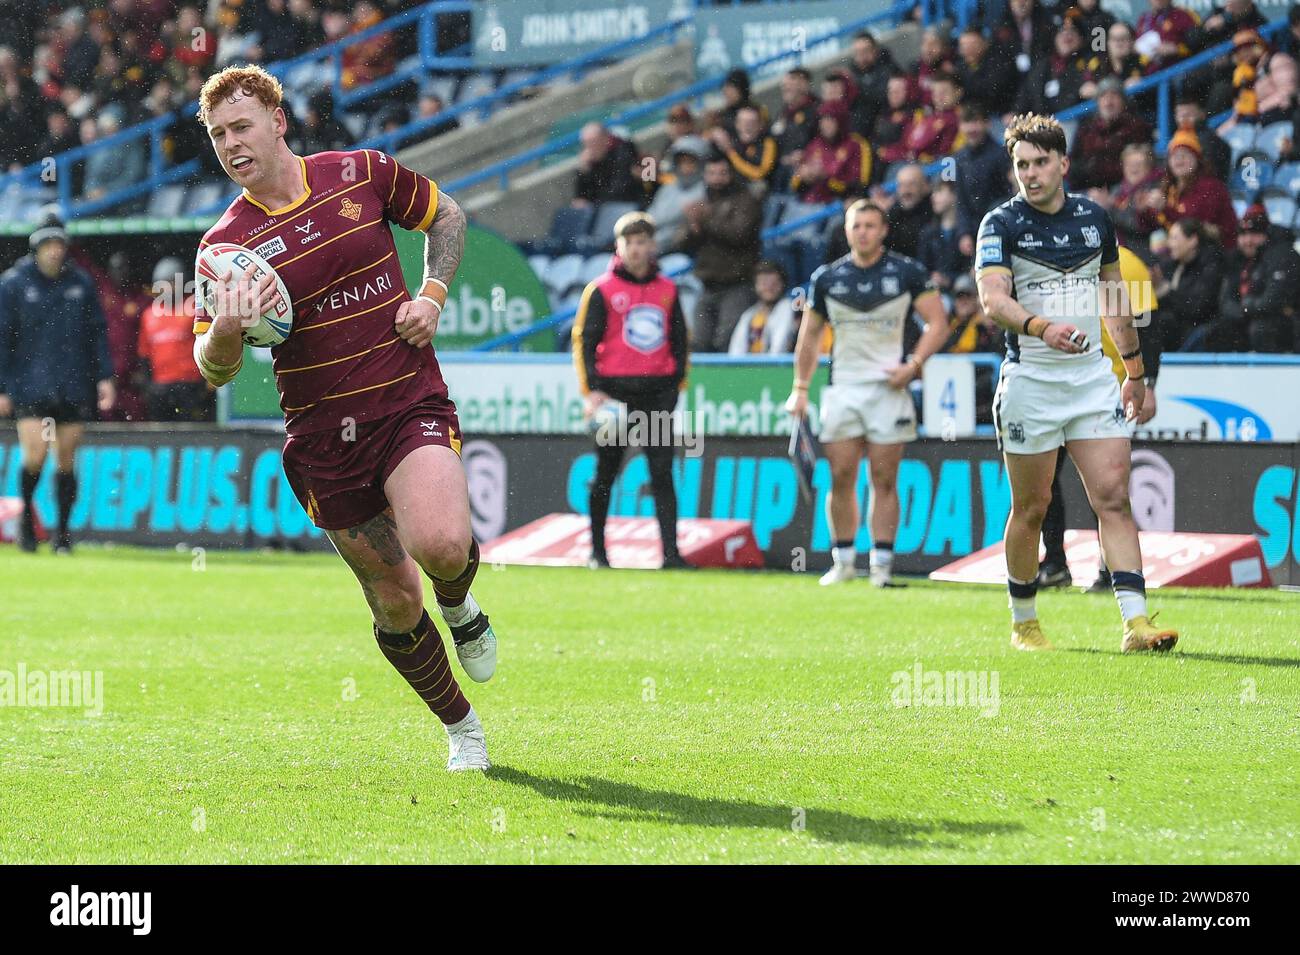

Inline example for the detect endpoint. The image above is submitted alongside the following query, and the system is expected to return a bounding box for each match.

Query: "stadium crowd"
[536,0,1300,361]
[2,0,1300,427]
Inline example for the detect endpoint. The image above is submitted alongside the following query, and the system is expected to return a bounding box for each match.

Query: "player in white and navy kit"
[975,114,1177,653]
[785,199,951,587]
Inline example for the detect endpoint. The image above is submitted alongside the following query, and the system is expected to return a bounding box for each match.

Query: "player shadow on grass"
[1064,648,1300,668]
[487,766,1023,848]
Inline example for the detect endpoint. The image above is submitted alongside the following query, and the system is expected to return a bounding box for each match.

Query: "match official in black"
[571,212,690,569]
[0,206,115,553]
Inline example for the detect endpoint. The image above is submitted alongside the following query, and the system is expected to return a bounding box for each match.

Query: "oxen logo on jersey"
[1018,234,1042,249]
[339,198,362,221]
[252,236,287,260]
[881,276,900,297]
[295,218,321,245]
[624,303,666,354]
[1053,234,1069,246]
[1082,225,1101,248]
[857,282,873,293]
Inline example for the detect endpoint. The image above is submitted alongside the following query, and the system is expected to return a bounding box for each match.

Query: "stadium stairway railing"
[1056,17,1290,154]
[446,0,917,197]
[475,12,1295,352]
[0,0,699,222]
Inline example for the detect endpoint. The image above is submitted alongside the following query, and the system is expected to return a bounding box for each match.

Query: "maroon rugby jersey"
[194,149,447,436]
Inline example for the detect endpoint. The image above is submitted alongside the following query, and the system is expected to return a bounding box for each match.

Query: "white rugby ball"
[195,242,293,347]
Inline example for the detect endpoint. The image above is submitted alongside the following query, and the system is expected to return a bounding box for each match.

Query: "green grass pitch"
[1,546,1297,864]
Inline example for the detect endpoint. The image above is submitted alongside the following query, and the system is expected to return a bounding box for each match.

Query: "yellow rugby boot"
[1122,614,1179,653]
[1011,619,1054,651]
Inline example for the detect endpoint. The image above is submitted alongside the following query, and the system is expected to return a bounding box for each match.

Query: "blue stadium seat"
[1059,119,1078,152]
[421,76,458,107]
[527,254,551,281]
[1273,161,1300,195]
[760,243,802,290]
[776,200,828,244]
[147,184,188,218]
[542,253,583,299]
[532,204,596,255]
[1254,121,1293,162]
[658,252,693,277]
[575,201,639,254]
[578,252,610,286]
[762,193,787,230]
[184,183,228,215]
[1219,123,1257,168]
[1229,150,1274,195]
[1260,189,1297,229]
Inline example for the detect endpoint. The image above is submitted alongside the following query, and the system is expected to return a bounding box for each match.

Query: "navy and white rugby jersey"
[808,251,937,385]
[974,193,1119,367]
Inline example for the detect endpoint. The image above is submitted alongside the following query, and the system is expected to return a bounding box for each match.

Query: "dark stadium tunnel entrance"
[486,767,1025,848]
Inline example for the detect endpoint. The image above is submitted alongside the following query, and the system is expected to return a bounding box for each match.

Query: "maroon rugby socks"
[432,539,479,609]
[374,609,470,725]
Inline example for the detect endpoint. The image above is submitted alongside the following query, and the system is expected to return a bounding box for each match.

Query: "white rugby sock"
[1008,575,1038,623]
[832,545,856,568]
[438,592,479,627]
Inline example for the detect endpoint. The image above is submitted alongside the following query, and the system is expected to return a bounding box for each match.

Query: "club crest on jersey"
[251,235,286,260]
[881,276,900,296]
[624,303,667,354]
[339,198,362,221]
[1082,225,1101,248]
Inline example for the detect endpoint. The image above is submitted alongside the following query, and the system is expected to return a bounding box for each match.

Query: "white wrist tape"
[416,295,443,311]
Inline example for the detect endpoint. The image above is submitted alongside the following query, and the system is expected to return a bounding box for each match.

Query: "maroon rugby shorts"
[282,394,463,530]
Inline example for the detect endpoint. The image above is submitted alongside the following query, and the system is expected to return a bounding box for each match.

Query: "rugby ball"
[195,242,293,347]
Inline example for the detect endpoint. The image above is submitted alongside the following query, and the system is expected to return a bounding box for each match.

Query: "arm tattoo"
[425,190,466,288]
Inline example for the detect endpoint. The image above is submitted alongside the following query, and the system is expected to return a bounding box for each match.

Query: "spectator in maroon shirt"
[911,26,954,107]
[1099,142,1165,260]
[1137,126,1237,250]
[790,101,872,204]
[880,73,962,166]
[820,67,874,140]
[872,74,917,174]
[1069,79,1153,191]
[1134,0,1201,75]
